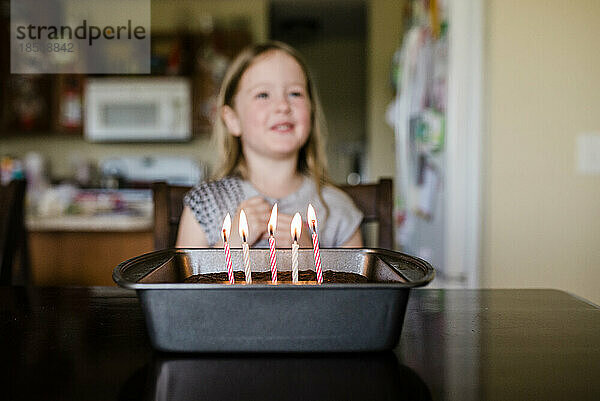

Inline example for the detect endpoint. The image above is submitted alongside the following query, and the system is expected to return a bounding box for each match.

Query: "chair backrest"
[152,178,393,250]
[0,179,28,285]
[339,178,393,249]
[152,181,191,250]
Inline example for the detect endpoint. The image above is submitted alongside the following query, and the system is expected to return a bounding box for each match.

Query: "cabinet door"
[2,75,54,134]
[30,231,153,286]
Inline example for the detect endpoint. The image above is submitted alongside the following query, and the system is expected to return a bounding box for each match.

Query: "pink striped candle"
[224,241,234,284]
[311,232,323,284]
[307,204,323,284]
[268,236,277,283]
[221,213,234,284]
[268,203,278,284]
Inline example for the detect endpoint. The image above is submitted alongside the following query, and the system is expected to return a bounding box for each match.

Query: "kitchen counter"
[24,188,155,285]
[1,288,598,400]
[26,213,153,232]
[26,188,154,232]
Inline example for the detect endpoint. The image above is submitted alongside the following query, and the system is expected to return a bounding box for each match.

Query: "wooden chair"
[0,179,29,285]
[339,178,393,249]
[152,178,393,250]
[152,182,192,250]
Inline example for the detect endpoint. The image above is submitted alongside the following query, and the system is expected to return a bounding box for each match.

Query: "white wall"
[484,0,600,304]
[365,0,406,181]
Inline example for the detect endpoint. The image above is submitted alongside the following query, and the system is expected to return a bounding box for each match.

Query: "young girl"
[176,41,363,248]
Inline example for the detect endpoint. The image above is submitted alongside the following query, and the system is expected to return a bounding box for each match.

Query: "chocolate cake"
[183,269,368,284]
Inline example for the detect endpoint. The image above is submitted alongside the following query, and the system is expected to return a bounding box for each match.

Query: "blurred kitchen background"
[1,0,599,304]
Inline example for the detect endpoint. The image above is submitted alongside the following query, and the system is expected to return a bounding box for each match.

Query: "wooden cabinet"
[29,230,153,286]
[151,30,252,134]
[1,29,251,138]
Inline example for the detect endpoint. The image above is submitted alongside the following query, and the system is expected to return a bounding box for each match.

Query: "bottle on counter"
[58,76,83,132]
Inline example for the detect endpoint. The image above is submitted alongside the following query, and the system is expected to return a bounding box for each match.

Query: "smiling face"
[221,50,312,161]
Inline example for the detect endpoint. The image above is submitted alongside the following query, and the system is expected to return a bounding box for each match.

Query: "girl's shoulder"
[184,176,245,213]
[188,176,243,194]
[297,177,361,215]
[320,182,359,209]
[183,176,246,245]
[317,182,364,247]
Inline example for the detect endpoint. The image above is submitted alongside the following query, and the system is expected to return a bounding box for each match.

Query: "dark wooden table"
[1,287,599,400]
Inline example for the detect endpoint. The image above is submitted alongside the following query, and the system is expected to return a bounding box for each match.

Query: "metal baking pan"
[113,248,434,352]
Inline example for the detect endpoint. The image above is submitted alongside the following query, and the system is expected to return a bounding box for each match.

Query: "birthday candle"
[290,212,302,284]
[221,213,234,284]
[268,203,278,284]
[307,204,323,284]
[238,209,252,284]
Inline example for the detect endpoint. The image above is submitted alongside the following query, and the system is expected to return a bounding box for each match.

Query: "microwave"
[84,77,191,142]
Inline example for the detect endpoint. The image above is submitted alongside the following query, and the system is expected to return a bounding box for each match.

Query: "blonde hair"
[211,41,329,193]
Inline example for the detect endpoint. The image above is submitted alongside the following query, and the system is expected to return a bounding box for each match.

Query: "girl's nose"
[275,95,291,113]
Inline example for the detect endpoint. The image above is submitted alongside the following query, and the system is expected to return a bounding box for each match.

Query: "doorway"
[269,0,367,185]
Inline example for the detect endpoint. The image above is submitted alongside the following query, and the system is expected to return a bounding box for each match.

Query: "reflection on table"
[133,354,431,401]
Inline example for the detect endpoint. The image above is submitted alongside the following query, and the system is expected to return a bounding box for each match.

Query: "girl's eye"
[255,92,269,99]
[289,91,304,98]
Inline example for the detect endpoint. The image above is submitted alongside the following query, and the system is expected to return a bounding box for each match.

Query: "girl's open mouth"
[271,123,294,132]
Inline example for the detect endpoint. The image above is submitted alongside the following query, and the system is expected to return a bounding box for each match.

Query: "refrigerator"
[387,0,483,289]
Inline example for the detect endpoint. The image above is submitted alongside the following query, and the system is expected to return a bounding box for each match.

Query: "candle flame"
[238,209,248,243]
[291,212,302,242]
[307,203,318,232]
[222,213,231,242]
[268,203,278,235]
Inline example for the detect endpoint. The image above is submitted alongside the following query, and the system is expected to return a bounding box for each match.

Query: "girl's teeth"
[274,124,292,130]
